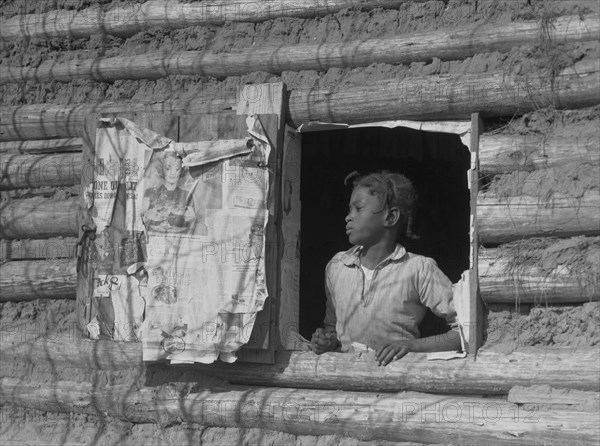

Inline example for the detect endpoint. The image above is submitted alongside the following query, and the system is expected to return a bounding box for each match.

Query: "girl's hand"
[376,341,413,366]
[311,328,339,354]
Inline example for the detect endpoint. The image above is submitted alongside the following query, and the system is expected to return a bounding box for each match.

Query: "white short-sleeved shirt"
[324,244,457,352]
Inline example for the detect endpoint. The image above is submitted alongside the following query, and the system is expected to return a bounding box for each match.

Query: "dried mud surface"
[482,105,600,199]
[0,406,422,446]
[1,0,599,106]
[485,301,600,353]
[484,105,600,137]
[1,407,420,446]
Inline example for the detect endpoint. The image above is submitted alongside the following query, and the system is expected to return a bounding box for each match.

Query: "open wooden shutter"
[77,83,287,363]
[279,125,302,350]
[468,113,484,356]
[178,84,286,363]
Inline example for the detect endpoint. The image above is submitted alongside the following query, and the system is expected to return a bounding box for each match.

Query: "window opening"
[299,125,471,340]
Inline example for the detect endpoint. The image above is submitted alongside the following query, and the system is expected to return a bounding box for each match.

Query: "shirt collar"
[340,243,407,267]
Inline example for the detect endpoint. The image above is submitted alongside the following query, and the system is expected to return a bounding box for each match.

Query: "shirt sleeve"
[323,260,337,331]
[417,257,457,327]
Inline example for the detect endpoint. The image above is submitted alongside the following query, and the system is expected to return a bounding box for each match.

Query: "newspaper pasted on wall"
[85,116,271,364]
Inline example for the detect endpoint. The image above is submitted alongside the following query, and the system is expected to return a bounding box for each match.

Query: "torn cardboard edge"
[296,119,472,149]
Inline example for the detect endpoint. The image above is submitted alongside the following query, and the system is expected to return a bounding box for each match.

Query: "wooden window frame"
[282,113,484,356]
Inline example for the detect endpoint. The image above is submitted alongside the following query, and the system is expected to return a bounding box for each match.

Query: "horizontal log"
[0,196,79,239]
[0,237,78,261]
[0,99,237,141]
[0,260,76,301]
[1,378,598,445]
[1,185,80,200]
[478,190,600,245]
[479,132,600,175]
[2,59,599,141]
[2,328,598,395]
[479,245,600,304]
[0,0,416,41]
[508,385,600,410]
[0,138,82,154]
[288,59,600,126]
[2,14,598,85]
[0,152,83,190]
[0,415,431,446]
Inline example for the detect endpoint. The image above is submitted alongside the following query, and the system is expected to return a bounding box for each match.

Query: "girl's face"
[163,156,182,186]
[345,186,387,248]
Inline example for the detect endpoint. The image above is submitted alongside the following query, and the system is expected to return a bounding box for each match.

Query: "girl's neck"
[360,239,396,269]
[164,182,177,191]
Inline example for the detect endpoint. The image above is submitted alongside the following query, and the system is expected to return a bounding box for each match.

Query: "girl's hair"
[346,170,419,239]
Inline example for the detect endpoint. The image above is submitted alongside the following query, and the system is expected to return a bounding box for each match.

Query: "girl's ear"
[384,207,400,227]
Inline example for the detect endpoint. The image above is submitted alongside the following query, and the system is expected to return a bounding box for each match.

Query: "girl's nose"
[345,213,351,222]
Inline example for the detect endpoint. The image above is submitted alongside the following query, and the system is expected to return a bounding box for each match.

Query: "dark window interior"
[299,126,471,339]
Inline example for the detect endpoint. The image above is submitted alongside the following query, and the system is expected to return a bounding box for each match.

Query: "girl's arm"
[376,329,462,366]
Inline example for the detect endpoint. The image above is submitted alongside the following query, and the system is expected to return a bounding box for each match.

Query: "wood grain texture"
[0,196,79,239]
[477,190,600,244]
[2,59,598,141]
[2,14,597,84]
[2,330,598,395]
[0,152,83,190]
[0,138,82,154]
[479,133,600,175]
[0,377,598,445]
[508,385,600,410]
[479,247,599,304]
[0,260,76,301]
[0,237,78,261]
[0,0,418,41]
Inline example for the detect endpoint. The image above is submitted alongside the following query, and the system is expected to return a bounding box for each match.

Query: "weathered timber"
[480,133,600,175]
[0,0,417,41]
[0,260,76,301]
[0,100,237,142]
[1,378,598,445]
[469,113,483,356]
[1,186,80,200]
[0,153,83,190]
[2,59,599,142]
[0,138,83,154]
[508,385,600,410]
[288,59,600,126]
[479,246,599,304]
[0,196,79,239]
[2,14,597,84]
[0,237,78,261]
[135,347,600,395]
[478,190,600,245]
[2,328,598,395]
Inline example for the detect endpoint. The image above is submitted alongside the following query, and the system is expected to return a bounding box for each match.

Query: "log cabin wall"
[1,1,599,444]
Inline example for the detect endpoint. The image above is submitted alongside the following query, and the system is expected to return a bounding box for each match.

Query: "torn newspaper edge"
[85,116,270,366]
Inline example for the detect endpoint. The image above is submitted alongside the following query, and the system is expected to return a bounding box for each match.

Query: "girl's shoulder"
[326,246,360,270]
[398,251,441,272]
